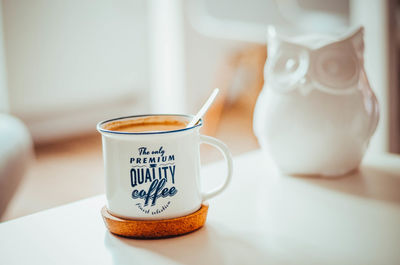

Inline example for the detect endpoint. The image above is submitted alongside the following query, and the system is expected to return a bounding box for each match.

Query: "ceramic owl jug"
[254,26,379,176]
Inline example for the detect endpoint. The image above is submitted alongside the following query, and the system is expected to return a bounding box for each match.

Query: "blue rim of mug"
[97,114,203,135]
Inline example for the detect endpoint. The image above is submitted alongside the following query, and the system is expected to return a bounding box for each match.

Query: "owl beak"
[299,78,313,95]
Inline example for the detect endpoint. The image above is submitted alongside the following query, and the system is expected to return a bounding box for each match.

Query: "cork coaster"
[101,204,209,239]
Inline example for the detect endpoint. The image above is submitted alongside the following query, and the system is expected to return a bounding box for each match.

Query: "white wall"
[0,0,8,113]
[149,0,186,114]
[2,0,150,142]
[350,0,390,153]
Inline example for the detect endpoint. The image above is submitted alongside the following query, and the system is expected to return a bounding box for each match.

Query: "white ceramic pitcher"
[254,27,379,176]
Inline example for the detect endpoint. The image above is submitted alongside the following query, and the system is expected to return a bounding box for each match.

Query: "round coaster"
[101,204,209,239]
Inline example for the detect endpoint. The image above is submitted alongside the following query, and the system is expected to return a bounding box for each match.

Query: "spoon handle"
[187,88,220,128]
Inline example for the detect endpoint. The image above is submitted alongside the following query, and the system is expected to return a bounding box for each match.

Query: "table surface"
[1,150,400,265]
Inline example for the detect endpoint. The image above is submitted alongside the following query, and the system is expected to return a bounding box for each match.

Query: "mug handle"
[200,135,233,201]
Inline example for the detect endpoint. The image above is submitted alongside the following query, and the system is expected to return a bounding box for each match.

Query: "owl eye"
[267,48,309,91]
[273,54,300,74]
[313,50,359,90]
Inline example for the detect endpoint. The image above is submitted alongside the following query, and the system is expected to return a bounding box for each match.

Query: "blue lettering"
[130,168,137,187]
[131,178,178,206]
[169,166,175,184]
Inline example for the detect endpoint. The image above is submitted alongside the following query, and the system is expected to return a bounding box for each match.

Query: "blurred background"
[0,0,399,221]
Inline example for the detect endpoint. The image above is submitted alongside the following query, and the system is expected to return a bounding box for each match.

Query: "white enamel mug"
[97,114,233,220]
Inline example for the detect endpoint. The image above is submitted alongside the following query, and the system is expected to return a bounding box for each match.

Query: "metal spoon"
[187,88,220,128]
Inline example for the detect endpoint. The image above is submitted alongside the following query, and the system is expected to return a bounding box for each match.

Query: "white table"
[1,150,400,265]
